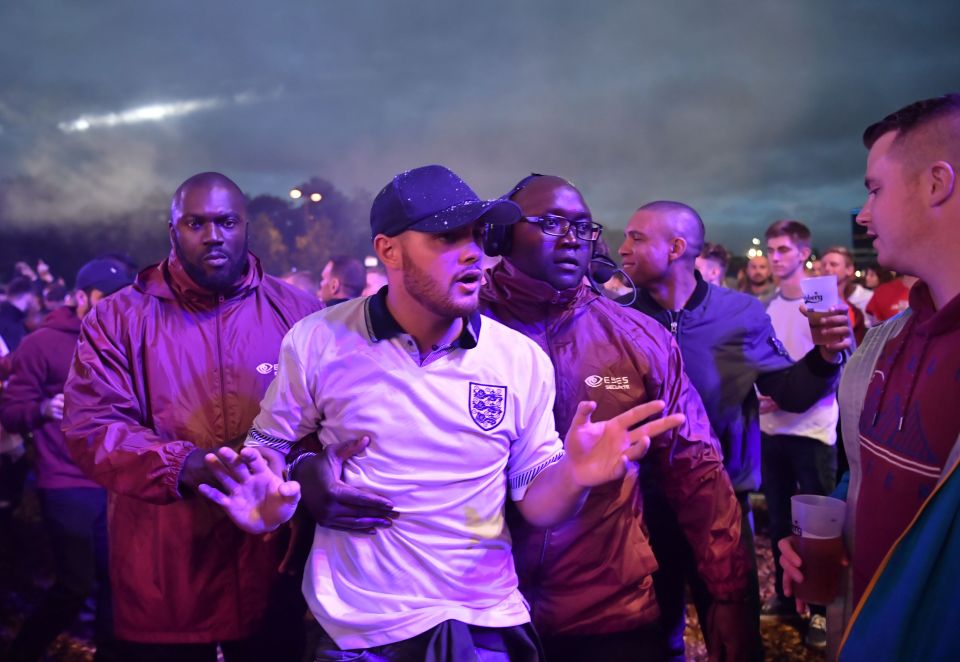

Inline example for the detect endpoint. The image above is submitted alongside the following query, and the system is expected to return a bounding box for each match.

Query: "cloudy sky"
[2,0,958,255]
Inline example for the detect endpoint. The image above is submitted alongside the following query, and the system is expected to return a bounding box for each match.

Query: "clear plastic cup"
[800,275,838,312]
[791,494,846,605]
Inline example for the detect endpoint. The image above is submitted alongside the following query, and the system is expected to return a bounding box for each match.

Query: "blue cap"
[370,165,520,239]
[75,258,132,296]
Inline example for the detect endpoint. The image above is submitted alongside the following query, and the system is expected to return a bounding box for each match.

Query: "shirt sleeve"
[506,347,564,501]
[244,325,322,456]
[750,306,841,413]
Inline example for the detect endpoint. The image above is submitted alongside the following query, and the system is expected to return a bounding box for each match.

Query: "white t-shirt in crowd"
[760,292,839,445]
[246,294,564,649]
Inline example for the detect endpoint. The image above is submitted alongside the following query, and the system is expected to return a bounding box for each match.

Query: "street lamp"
[289,188,302,200]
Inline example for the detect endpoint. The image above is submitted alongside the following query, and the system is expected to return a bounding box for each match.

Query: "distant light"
[855,270,862,278]
[806,260,814,269]
[58,98,220,133]
[751,237,760,246]
[289,188,302,200]
[310,192,323,203]
[364,256,378,268]
[747,248,757,258]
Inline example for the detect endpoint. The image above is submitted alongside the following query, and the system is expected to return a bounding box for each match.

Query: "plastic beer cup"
[800,275,838,313]
[791,494,846,605]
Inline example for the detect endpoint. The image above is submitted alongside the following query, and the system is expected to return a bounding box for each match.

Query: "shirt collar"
[364,285,481,349]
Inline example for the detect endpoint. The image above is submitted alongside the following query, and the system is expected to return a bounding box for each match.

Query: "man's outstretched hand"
[564,399,685,487]
[199,447,301,534]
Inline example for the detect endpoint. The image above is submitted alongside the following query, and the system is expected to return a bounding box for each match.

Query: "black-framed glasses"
[522,214,603,241]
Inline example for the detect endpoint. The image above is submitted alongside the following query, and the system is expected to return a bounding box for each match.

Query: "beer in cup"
[791,494,846,605]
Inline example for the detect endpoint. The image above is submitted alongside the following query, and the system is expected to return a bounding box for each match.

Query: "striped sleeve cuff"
[509,450,565,500]
[245,427,296,455]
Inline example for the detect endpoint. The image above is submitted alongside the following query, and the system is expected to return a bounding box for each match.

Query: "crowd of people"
[0,93,957,662]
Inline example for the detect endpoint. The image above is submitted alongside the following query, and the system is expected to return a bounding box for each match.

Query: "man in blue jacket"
[618,201,852,659]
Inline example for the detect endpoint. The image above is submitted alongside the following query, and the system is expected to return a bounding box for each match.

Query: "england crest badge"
[469,382,507,431]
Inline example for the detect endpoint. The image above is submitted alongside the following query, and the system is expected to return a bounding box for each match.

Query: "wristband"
[284,451,317,482]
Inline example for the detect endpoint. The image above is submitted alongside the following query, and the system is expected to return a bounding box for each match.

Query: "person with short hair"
[1,258,132,662]
[618,203,850,658]
[780,92,960,659]
[62,172,321,661]
[761,219,843,648]
[318,255,366,305]
[741,255,776,300]
[201,165,683,661]
[695,241,730,287]
[477,175,752,661]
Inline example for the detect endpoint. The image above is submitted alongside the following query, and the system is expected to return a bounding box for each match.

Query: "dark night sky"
[2,0,958,258]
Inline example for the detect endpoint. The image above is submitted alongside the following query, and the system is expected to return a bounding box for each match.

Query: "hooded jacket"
[479,260,748,636]
[0,305,97,489]
[830,282,960,659]
[62,252,321,643]
[625,273,841,492]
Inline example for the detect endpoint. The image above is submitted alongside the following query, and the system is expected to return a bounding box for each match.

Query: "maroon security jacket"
[0,305,97,489]
[479,260,748,636]
[63,252,321,643]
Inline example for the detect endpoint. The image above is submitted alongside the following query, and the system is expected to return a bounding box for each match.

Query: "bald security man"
[618,201,851,660]
[63,172,322,662]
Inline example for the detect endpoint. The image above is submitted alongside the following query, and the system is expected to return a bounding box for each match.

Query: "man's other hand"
[298,436,398,534]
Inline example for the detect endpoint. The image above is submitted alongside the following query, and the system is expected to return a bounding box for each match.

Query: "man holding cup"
[760,219,847,648]
[781,93,960,659]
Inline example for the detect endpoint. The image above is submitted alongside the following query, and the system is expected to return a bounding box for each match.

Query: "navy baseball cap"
[370,165,520,239]
[75,258,132,295]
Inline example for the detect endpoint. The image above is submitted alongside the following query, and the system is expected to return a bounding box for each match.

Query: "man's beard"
[401,252,477,319]
[174,234,249,294]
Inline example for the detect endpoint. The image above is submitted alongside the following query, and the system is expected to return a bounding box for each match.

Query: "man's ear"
[800,245,812,261]
[669,237,688,262]
[329,277,341,296]
[929,160,956,207]
[374,234,401,270]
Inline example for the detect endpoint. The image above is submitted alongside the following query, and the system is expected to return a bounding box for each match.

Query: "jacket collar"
[136,251,262,305]
[480,259,599,315]
[365,285,480,349]
[636,270,709,313]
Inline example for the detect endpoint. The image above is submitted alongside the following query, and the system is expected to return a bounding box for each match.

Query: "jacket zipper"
[216,295,229,444]
[668,310,684,347]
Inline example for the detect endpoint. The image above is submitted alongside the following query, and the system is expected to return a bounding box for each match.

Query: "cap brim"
[408,198,520,233]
